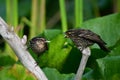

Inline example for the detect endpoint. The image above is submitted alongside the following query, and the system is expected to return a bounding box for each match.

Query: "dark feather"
[65,29,109,52]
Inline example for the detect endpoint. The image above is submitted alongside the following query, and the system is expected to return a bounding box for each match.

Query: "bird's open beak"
[45,40,50,43]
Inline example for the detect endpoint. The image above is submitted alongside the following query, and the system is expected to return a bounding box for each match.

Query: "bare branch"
[75,47,91,80]
[0,17,48,80]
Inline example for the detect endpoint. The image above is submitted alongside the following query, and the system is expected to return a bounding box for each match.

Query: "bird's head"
[30,37,47,46]
[65,29,76,38]
[28,37,50,55]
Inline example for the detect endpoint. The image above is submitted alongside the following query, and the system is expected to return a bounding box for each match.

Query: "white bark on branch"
[0,17,48,80]
[75,47,91,80]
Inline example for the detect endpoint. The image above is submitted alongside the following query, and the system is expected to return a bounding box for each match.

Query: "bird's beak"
[45,40,50,43]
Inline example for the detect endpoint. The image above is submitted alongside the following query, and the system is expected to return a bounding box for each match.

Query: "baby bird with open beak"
[28,37,50,56]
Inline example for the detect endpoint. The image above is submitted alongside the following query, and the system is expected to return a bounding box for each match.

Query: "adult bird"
[65,29,109,52]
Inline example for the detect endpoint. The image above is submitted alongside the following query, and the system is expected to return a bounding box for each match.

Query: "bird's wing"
[78,30,106,45]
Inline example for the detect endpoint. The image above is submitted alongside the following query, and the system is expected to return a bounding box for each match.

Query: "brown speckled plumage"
[29,37,48,56]
[65,29,109,52]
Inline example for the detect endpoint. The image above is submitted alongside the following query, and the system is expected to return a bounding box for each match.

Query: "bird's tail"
[98,43,110,52]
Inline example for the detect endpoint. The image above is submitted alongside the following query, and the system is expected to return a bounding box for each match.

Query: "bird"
[28,37,49,56]
[65,29,109,52]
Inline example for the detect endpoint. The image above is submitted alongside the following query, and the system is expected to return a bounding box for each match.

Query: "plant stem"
[91,0,100,17]
[31,0,37,38]
[59,0,67,32]
[39,0,46,33]
[75,47,91,80]
[31,0,46,38]
[75,0,83,28]
[6,0,18,27]
[6,0,18,60]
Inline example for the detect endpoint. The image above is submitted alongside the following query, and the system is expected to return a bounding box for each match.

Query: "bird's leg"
[75,47,91,80]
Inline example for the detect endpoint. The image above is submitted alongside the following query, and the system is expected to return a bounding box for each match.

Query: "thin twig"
[0,17,48,80]
[75,47,91,80]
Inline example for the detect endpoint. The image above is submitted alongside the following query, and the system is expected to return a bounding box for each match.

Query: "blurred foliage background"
[0,0,120,80]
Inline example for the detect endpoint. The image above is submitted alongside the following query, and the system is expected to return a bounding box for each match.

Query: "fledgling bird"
[28,37,49,56]
[65,29,109,52]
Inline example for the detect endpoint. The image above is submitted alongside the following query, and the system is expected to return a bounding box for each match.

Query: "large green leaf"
[97,45,120,80]
[39,34,72,70]
[60,14,120,74]
[81,13,120,48]
[43,67,75,80]
[76,13,120,80]
[43,29,62,40]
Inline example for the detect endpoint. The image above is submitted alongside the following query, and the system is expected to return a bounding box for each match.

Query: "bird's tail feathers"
[98,43,110,52]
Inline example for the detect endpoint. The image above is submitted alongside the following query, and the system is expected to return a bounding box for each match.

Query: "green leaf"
[81,13,120,48]
[79,13,120,79]
[97,45,120,80]
[108,39,120,56]
[43,29,62,40]
[39,34,72,70]
[43,67,75,80]
[0,56,15,66]
[0,64,36,80]
[83,68,94,80]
